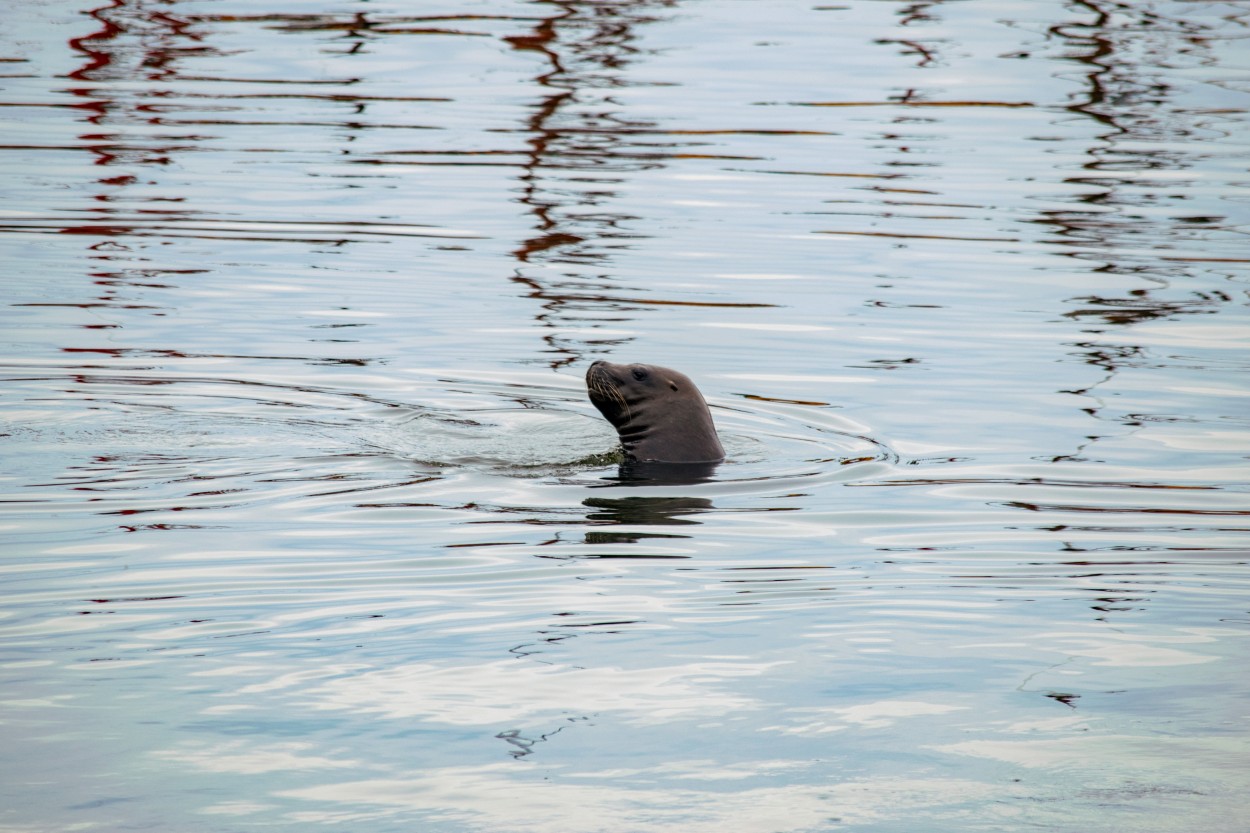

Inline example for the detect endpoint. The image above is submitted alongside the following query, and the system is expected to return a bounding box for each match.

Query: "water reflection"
[1045,0,1242,289]
[501,1,778,366]
[68,0,208,214]
[880,1,946,70]
[1038,0,1248,477]
[604,459,722,485]
[583,495,712,525]
[505,1,677,366]
[3,1,1249,830]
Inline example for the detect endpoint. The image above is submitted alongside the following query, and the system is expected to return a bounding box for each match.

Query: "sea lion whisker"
[609,382,631,424]
[591,376,630,424]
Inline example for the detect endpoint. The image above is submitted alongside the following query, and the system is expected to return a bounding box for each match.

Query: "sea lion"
[585,360,725,464]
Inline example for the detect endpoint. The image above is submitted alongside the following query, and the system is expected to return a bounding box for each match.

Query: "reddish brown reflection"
[1019,0,1246,468]
[499,0,770,368]
[57,0,210,325]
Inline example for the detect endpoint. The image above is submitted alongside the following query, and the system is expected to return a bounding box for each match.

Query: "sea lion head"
[586,360,725,464]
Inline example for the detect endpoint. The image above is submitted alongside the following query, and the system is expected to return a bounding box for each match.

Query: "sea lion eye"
[631,367,648,381]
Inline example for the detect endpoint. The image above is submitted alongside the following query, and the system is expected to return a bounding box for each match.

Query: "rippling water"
[2,0,1248,830]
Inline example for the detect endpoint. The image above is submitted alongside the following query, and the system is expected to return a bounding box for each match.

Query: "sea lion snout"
[585,360,616,391]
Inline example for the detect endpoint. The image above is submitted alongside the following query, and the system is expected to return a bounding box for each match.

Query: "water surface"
[2,1,1248,831]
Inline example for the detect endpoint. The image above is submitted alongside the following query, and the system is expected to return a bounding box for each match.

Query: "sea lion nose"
[590,360,604,369]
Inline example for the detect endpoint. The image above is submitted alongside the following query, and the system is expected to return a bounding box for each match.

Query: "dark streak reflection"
[1044,1,1237,309]
[1032,0,1244,461]
[501,1,689,368]
[878,1,946,70]
[583,496,713,526]
[62,0,215,321]
[68,0,208,179]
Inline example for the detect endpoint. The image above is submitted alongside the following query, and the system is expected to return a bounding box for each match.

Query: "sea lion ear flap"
[667,377,679,391]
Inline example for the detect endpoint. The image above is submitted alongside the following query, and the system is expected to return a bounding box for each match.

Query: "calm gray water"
[2,0,1248,830]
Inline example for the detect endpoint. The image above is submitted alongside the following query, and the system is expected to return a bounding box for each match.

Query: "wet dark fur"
[586,361,724,464]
